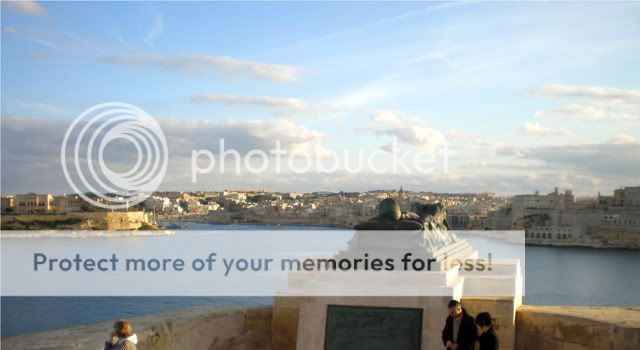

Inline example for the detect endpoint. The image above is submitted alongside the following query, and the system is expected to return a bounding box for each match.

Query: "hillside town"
[487,186,640,249]
[0,188,505,227]
[2,187,639,248]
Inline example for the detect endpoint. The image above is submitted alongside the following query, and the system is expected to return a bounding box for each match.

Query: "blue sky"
[1,1,639,195]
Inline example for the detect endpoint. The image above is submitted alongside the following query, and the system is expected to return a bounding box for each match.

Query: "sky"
[1,1,639,196]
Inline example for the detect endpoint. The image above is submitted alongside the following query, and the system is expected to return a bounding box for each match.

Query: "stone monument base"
[272,294,521,350]
[272,236,522,350]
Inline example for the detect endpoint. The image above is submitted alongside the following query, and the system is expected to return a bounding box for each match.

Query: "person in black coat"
[475,312,498,350]
[441,300,477,350]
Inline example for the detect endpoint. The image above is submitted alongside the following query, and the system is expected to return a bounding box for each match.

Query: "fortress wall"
[99,211,155,230]
[0,211,155,230]
[515,305,640,350]
[3,304,639,350]
[1,306,273,350]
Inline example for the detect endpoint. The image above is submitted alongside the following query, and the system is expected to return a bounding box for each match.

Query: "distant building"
[14,193,55,214]
[613,186,640,207]
[597,193,614,208]
[1,196,15,212]
[54,195,85,212]
[490,186,640,248]
[509,188,574,227]
[512,187,574,215]
[144,196,172,212]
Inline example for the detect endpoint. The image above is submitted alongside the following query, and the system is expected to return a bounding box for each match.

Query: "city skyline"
[2,1,639,196]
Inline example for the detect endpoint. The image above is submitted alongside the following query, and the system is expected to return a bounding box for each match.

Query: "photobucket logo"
[191,137,451,182]
[61,102,168,209]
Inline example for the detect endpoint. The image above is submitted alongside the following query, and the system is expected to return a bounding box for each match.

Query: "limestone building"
[14,193,54,214]
[613,186,640,207]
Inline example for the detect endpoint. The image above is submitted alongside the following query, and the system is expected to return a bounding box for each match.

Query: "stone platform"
[275,229,523,350]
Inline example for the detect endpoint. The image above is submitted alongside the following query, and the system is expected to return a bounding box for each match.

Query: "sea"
[2,223,639,337]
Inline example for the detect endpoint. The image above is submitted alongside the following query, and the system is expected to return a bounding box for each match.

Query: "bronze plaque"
[324,305,423,350]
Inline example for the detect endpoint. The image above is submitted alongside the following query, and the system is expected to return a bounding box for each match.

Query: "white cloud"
[16,101,65,115]
[380,142,403,154]
[2,1,46,16]
[191,94,309,112]
[369,110,447,150]
[156,118,328,158]
[534,104,605,120]
[534,104,639,123]
[104,54,302,82]
[496,142,640,178]
[471,138,504,150]
[2,116,636,195]
[1,116,329,193]
[530,84,640,126]
[522,122,571,137]
[371,109,402,123]
[607,134,637,145]
[530,84,640,104]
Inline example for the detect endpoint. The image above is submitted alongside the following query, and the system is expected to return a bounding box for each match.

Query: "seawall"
[3,304,639,350]
[1,212,157,230]
[1,305,272,350]
[516,305,640,349]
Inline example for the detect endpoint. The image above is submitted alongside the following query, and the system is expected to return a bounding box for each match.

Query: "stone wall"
[271,297,301,350]
[273,299,640,350]
[4,304,640,350]
[0,211,156,230]
[1,306,272,350]
[515,305,640,350]
[99,212,156,230]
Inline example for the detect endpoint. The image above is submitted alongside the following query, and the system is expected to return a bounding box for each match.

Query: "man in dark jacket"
[442,300,477,350]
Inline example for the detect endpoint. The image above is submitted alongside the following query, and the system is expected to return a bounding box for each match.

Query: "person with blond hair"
[104,320,138,350]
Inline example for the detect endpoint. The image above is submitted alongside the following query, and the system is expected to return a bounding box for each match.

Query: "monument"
[272,198,523,350]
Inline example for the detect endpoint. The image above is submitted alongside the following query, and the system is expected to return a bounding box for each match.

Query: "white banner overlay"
[1,230,524,297]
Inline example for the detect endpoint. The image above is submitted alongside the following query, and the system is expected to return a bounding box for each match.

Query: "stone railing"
[515,305,640,349]
[1,306,272,350]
